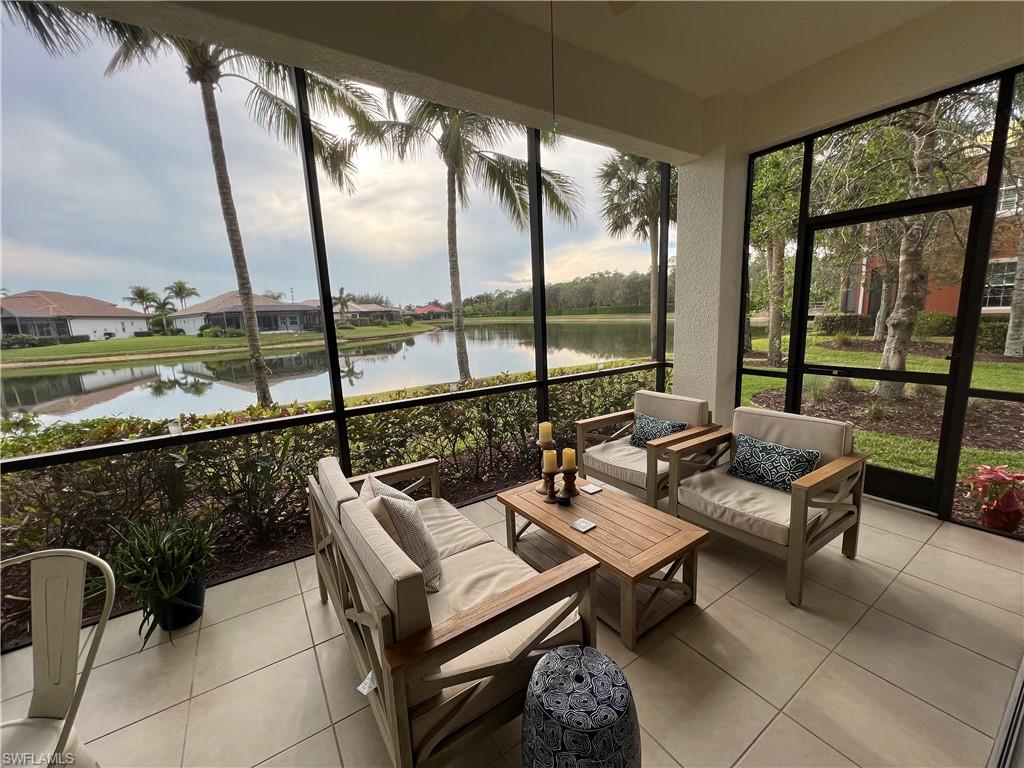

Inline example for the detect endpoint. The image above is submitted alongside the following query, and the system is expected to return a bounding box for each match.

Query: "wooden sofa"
[576,389,718,506]
[308,457,599,768]
[666,407,867,606]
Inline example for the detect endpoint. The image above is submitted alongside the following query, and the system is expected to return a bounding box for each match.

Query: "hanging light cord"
[549,0,558,133]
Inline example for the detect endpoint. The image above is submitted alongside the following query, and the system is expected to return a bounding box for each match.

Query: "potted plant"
[111,513,220,647]
[962,464,1024,534]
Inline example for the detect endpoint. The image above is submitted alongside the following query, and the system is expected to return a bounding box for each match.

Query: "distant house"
[338,302,404,324]
[409,303,449,320]
[0,290,150,339]
[170,291,322,335]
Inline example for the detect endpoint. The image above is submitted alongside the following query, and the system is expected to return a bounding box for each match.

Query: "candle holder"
[536,438,556,495]
[541,471,559,504]
[560,467,580,497]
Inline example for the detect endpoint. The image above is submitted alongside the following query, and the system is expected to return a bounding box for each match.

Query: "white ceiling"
[485,1,948,98]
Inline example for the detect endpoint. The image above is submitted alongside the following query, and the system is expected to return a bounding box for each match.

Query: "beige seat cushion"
[417,497,492,560]
[409,541,580,716]
[732,407,852,464]
[635,390,710,426]
[677,466,849,546]
[583,436,666,489]
[317,457,358,517]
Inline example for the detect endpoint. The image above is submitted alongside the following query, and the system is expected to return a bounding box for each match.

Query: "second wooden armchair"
[576,389,718,506]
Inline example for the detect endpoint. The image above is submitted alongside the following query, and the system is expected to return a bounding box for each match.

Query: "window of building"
[983,260,1017,307]
[997,185,1019,214]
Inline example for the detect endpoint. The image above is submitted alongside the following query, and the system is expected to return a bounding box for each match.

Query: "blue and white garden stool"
[522,644,640,768]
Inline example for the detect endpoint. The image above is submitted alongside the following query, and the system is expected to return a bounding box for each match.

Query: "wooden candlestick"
[542,471,558,503]
[560,467,579,497]
[536,438,556,494]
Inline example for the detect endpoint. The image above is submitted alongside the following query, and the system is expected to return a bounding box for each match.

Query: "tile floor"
[1,492,1021,767]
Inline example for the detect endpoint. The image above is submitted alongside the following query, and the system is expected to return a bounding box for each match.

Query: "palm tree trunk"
[767,237,786,367]
[198,78,272,406]
[446,163,471,380]
[648,221,659,359]
[1003,224,1024,357]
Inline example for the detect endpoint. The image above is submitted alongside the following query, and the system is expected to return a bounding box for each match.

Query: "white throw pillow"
[360,475,441,592]
[358,476,402,543]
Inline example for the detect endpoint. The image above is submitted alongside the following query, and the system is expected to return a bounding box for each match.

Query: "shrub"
[199,327,224,338]
[403,316,414,326]
[1,334,55,349]
[825,377,857,396]
[833,330,853,347]
[134,330,154,338]
[977,318,1009,353]
[814,313,869,336]
[223,328,245,337]
[913,312,956,340]
[57,334,91,344]
[909,383,942,399]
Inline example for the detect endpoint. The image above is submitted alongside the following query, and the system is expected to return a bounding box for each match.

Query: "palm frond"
[541,166,583,228]
[2,0,92,54]
[104,26,170,75]
[472,152,530,230]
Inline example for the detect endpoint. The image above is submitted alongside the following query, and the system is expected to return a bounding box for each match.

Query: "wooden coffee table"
[496,480,709,650]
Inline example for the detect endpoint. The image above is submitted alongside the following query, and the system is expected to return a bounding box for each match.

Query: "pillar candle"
[561,447,576,471]
[538,421,553,443]
[542,449,557,473]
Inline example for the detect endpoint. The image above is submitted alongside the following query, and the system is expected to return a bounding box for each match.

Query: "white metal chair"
[0,550,115,767]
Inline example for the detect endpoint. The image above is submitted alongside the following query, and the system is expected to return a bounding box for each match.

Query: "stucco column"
[673,94,746,425]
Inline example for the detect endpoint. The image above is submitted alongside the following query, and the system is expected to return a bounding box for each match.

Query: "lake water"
[3,321,672,424]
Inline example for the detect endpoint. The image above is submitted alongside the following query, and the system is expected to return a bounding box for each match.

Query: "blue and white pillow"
[629,412,688,448]
[727,433,820,492]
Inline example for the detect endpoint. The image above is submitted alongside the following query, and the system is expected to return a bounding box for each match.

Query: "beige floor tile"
[785,655,992,768]
[483,521,508,547]
[641,728,681,767]
[729,564,868,648]
[860,498,940,542]
[826,522,923,570]
[193,595,312,695]
[736,714,855,768]
[460,500,504,529]
[836,609,1015,736]
[334,708,391,768]
[906,545,1024,615]
[303,588,344,645]
[627,636,776,767]
[183,650,329,768]
[677,595,828,707]
[202,563,301,627]
[696,536,768,594]
[315,635,368,723]
[84,701,188,768]
[483,496,506,514]
[1,645,33,701]
[501,743,522,768]
[87,610,199,670]
[420,728,502,768]
[801,546,898,604]
[79,625,95,657]
[598,618,639,669]
[0,692,31,722]
[259,727,341,767]
[490,714,521,754]
[876,574,1024,668]
[76,631,197,742]
[295,556,320,593]
[929,522,1024,574]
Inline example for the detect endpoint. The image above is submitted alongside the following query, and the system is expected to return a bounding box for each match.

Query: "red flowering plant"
[962,465,1024,533]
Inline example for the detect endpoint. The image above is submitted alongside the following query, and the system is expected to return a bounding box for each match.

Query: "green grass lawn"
[746,334,1024,394]
[1,323,438,365]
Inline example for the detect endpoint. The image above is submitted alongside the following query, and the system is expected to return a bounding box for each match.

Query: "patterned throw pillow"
[379,494,442,592]
[727,433,820,492]
[358,476,402,543]
[629,411,688,448]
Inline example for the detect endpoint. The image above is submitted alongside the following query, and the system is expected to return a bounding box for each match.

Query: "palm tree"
[123,285,159,314]
[597,153,678,358]
[165,280,200,310]
[152,295,178,334]
[6,2,382,406]
[262,290,286,301]
[336,286,351,324]
[377,97,581,380]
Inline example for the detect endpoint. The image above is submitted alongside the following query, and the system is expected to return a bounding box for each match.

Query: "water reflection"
[2,321,668,423]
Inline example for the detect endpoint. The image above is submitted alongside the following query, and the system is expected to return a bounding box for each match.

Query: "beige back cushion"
[732,407,853,464]
[317,457,358,516]
[339,498,432,641]
[635,390,710,427]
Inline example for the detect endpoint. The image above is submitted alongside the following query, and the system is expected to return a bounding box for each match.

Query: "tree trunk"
[872,271,894,342]
[1003,227,1024,357]
[199,78,272,407]
[743,315,753,353]
[446,163,471,380]
[766,236,786,367]
[648,220,659,359]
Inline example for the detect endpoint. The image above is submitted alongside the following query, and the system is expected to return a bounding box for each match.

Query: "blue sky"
[1,22,654,309]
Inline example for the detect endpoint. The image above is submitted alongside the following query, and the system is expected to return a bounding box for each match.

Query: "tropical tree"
[150,295,178,334]
[1002,74,1024,358]
[6,1,383,406]
[262,290,286,301]
[336,286,351,324]
[377,97,582,380]
[123,285,159,314]
[165,280,200,309]
[596,153,677,358]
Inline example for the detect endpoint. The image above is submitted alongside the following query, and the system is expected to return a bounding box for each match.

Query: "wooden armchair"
[576,389,718,506]
[308,457,598,768]
[667,407,867,607]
